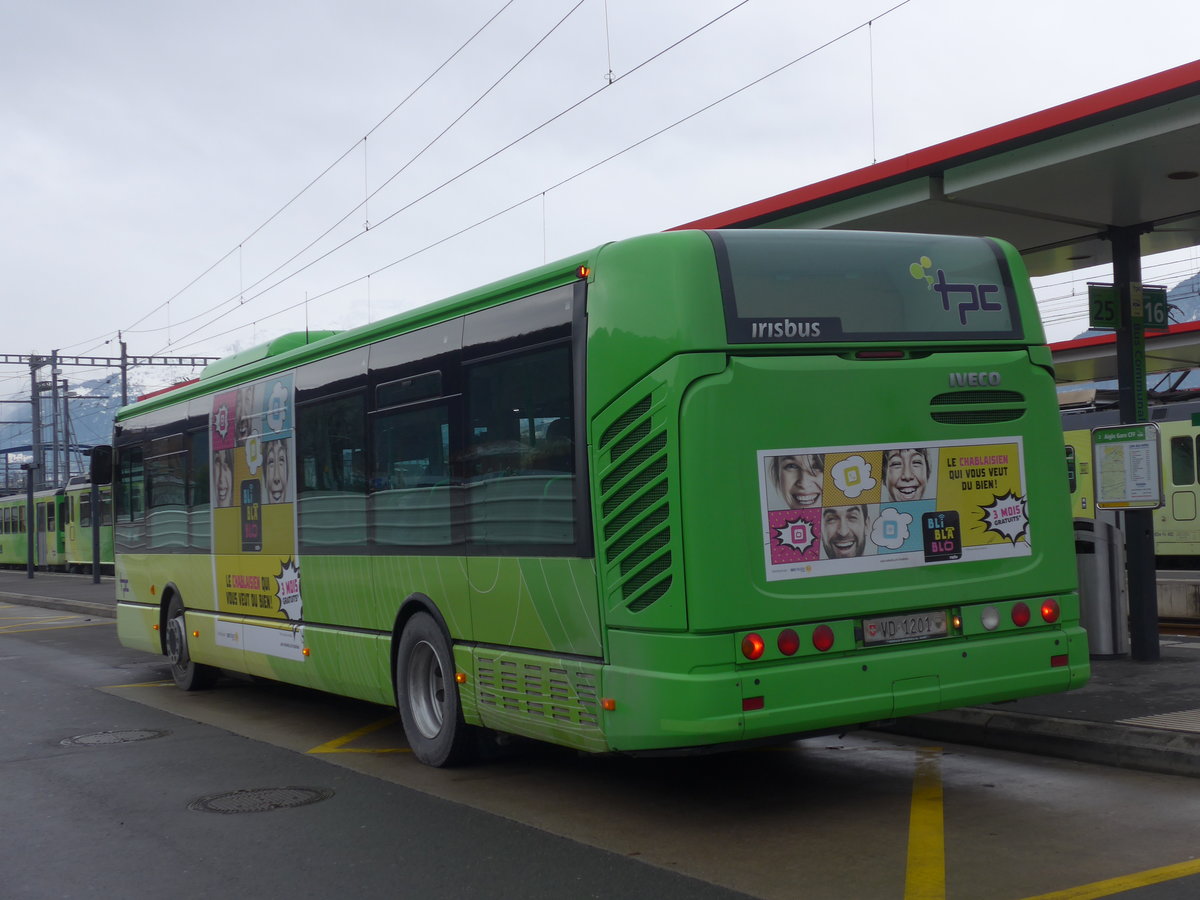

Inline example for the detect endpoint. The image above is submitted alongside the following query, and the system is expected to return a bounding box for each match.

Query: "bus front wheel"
[165,594,218,691]
[395,612,475,767]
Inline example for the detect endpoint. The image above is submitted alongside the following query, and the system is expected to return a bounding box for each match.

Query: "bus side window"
[1171,436,1195,486]
[463,343,576,546]
[116,445,146,522]
[296,392,367,550]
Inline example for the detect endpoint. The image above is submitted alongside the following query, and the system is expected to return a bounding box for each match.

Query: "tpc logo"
[910,257,1002,325]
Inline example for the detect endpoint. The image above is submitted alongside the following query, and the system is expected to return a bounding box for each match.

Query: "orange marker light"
[455,672,467,684]
[192,630,199,638]
[577,265,592,279]
[152,624,159,631]
[302,648,311,657]
[150,585,157,596]
[601,698,617,711]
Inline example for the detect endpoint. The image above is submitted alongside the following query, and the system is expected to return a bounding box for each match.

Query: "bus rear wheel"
[165,594,218,691]
[395,612,475,767]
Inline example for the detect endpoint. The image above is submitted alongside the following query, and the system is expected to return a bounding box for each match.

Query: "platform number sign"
[1088,283,1119,330]
[1143,286,1168,331]
[1088,283,1168,331]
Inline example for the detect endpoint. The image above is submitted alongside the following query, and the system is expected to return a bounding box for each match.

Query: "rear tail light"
[741,633,765,660]
[1041,599,1061,623]
[1011,602,1031,627]
[812,625,835,652]
[777,629,800,656]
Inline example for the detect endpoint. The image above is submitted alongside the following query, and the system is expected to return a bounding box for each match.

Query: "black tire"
[164,593,219,691]
[395,611,476,767]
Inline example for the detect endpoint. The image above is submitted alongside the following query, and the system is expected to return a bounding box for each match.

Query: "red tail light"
[741,633,765,660]
[1041,599,1061,623]
[1011,602,1031,627]
[812,625,835,652]
[778,629,800,656]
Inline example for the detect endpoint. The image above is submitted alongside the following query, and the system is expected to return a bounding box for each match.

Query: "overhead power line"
[154,0,801,353]
[159,0,916,354]
[58,0,521,358]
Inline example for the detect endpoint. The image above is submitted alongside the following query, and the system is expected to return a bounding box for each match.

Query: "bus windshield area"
[709,229,1022,344]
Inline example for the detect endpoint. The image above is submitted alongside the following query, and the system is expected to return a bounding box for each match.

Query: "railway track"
[1159,617,1200,637]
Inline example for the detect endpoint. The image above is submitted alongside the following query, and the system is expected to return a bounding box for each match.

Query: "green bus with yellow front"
[112,228,1088,766]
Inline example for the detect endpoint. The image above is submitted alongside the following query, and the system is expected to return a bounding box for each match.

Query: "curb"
[0,592,116,620]
[880,708,1200,779]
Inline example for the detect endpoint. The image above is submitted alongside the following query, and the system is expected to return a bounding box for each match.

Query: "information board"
[1091,423,1163,510]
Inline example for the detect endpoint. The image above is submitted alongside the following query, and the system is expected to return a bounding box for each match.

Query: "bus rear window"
[709,230,1021,344]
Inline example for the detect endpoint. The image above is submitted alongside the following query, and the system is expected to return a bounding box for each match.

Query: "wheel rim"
[166,614,188,668]
[407,639,446,740]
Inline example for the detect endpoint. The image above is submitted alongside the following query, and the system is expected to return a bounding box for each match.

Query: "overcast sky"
[4,0,1199,396]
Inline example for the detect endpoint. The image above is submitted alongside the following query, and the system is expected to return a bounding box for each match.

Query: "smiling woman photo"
[770,454,824,509]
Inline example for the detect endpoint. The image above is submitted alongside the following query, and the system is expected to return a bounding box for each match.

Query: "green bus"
[0,488,62,569]
[111,228,1088,766]
[63,480,115,572]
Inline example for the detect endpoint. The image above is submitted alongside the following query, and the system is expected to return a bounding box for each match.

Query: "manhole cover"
[61,729,169,746]
[188,787,333,814]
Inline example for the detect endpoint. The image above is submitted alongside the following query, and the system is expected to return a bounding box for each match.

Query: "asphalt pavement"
[3,568,1198,779]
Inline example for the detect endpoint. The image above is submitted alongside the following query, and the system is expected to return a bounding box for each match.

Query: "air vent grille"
[931,390,1024,405]
[930,389,1025,425]
[932,409,1024,425]
[476,657,599,727]
[598,394,673,613]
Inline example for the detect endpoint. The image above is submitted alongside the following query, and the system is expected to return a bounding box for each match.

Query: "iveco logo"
[949,372,1001,387]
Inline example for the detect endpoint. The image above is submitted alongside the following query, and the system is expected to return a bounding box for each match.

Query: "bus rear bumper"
[601,626,1089,752]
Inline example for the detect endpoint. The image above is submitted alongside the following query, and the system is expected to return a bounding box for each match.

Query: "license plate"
[862,610,948,646]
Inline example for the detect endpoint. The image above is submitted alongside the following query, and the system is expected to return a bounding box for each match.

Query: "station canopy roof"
[1050,320,1200,385]
[675,60,1200,284]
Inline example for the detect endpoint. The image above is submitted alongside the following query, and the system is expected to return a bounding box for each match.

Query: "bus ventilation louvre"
[599,395,673,613]
[929,390,1025,425]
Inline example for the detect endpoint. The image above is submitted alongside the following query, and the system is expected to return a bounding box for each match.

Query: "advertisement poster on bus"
[210,373,303,659]
[759,437,1029,582]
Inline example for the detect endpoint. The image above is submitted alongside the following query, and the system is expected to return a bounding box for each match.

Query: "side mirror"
[88,445,114,485]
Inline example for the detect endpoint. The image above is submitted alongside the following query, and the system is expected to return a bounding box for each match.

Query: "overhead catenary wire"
[55,0,521,357]
[158,0,910,355]
[159,0,916,355]
[151,0,593,350]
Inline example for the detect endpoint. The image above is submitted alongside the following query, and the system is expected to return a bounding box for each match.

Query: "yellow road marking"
[106,680,176,689]
[307,715,410,754]
[1021,857,1200,899]
[0,620,114,634]
[904,746,945,900]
